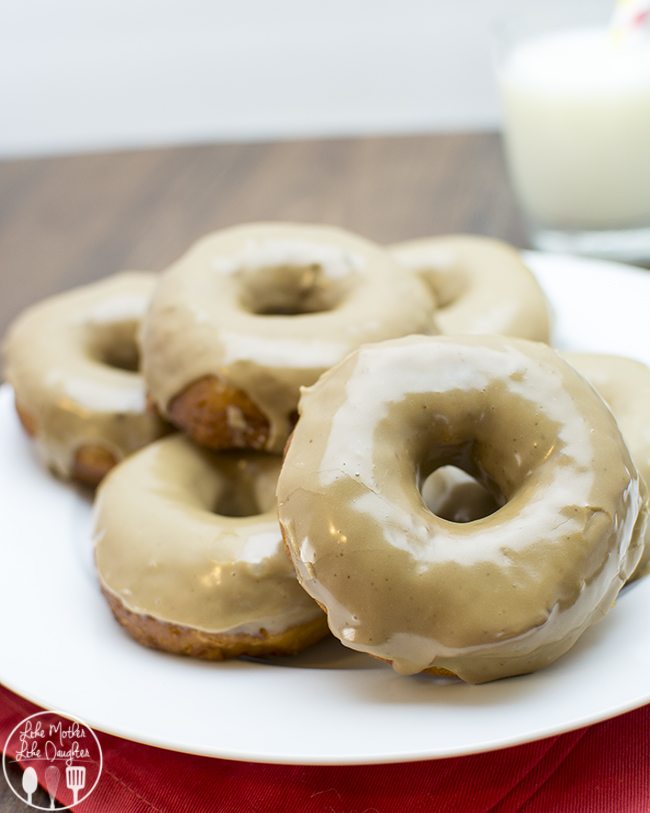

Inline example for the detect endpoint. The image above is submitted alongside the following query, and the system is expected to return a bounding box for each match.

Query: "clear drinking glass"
[494,0,650,261]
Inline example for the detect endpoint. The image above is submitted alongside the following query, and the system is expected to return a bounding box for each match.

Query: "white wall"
[0,0,608,156]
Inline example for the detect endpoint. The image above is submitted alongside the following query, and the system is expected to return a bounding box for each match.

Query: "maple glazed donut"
[94,434,328,659]
[141,222,436,453]
[277,335,647,683]
[564,352,650,579]
[390,235,551,340]
[4,272,167,486]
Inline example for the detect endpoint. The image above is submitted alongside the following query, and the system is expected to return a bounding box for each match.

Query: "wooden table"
[0,131,523,811]
[0,132,525,338]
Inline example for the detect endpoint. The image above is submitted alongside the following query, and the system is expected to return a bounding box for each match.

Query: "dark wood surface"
[0,131,523,812]
[0,132,526,337]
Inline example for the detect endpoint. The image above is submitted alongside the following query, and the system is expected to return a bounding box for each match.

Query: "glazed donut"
[94,434,328,659]
[277,335,647,683]
[390,235,550,340]
[4,272,167,485]
[564,352,650,579]
[141,223,436,453]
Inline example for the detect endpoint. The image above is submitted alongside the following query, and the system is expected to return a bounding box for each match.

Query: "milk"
[499,29,650,231]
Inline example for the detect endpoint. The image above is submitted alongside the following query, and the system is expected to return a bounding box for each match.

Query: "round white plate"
[1,252,649,766]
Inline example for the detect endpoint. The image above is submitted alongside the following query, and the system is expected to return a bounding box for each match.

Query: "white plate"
[1,251,649,766]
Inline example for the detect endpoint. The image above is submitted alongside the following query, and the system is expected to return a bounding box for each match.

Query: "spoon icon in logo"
[21,766,37,805]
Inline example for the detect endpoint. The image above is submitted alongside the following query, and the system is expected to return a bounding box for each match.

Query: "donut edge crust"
[102,586,330,660]
[72,445,118,486]
[167,375,271,451]
[15,400,118,487]
[15,401,37,437]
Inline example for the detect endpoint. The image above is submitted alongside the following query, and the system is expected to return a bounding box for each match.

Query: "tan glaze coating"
[3,272,167,484]
[141,223,437,453]
[564,352,650,579]
[94,435,326,657]
[277,336,647,684]
[390,235,551,341]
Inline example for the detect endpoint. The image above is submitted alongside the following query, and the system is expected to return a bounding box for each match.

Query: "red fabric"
[1,684,648,813]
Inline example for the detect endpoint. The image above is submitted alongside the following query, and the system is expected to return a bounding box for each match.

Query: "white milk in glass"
[499,28,650,248]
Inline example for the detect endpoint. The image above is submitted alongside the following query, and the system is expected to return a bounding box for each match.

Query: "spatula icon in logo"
[65,765,86,806]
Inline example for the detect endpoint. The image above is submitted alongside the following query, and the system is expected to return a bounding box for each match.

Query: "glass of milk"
[495,1,650,260]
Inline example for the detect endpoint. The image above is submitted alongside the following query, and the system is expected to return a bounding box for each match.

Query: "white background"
[0,0,610,157]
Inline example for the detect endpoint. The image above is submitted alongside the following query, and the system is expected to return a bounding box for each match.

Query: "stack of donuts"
[4,223,649,683]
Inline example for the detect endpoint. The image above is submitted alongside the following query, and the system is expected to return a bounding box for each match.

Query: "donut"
[3,272,167,485]
[390,235,550,340]
[94,434,328,659]
[141,222,437,453]
[564,352,650,579]
[277,335,647,683]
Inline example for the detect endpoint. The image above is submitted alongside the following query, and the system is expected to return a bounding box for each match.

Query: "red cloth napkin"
[1,684,648,813]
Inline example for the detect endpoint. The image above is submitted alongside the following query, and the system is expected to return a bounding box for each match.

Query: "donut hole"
[239,264,350,316]
[414,256,467,309]
[102,341,140,372]
[213,483,265,517]
[211,457,277,518]
[421,465,501,523]
[89,321,141,372]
